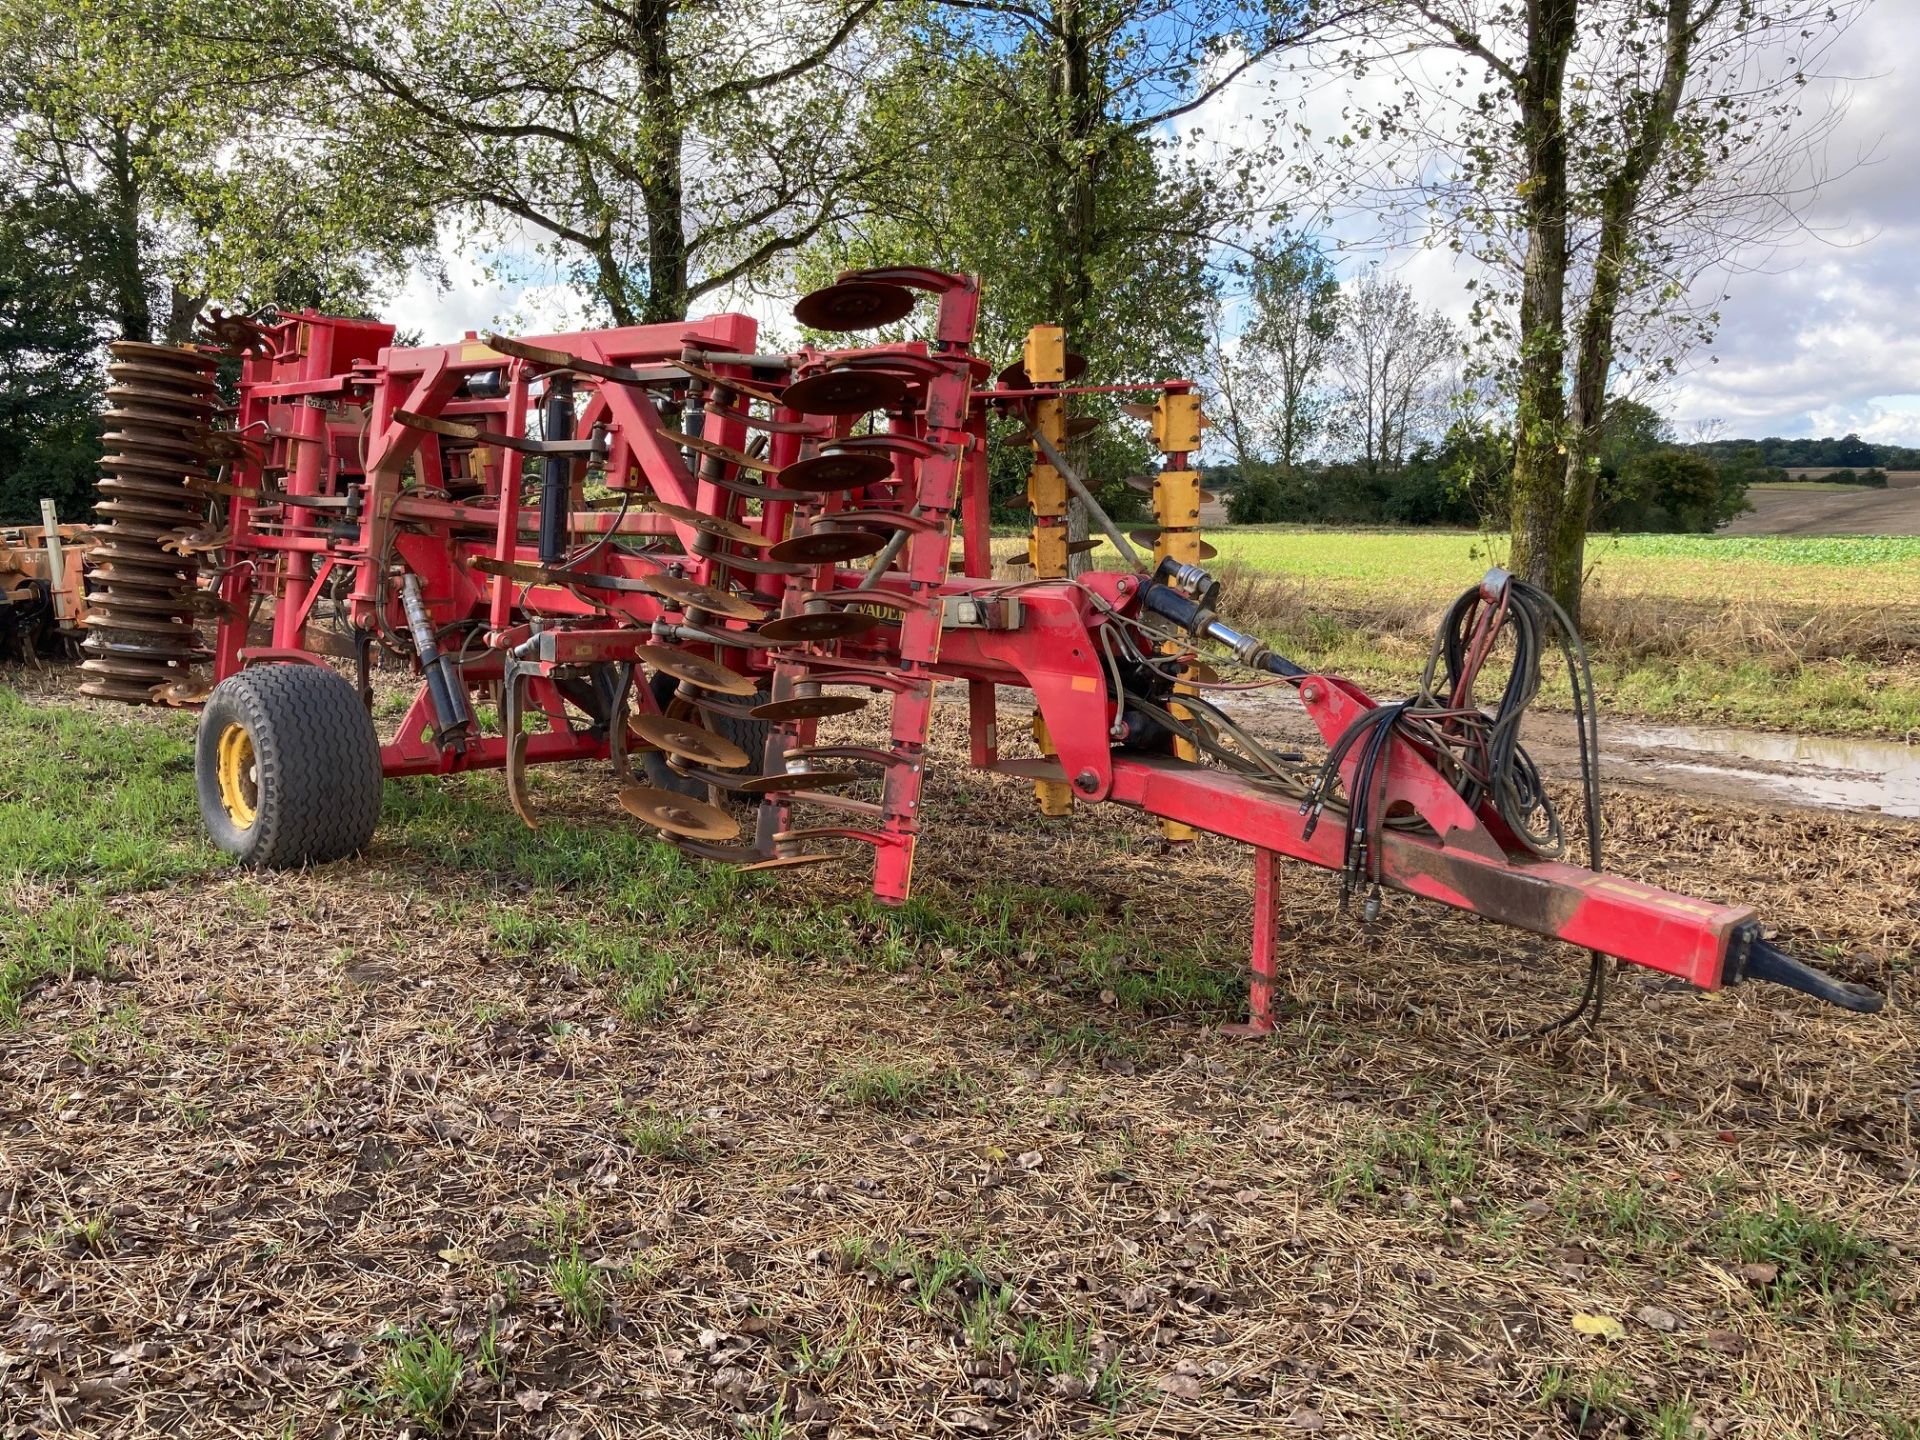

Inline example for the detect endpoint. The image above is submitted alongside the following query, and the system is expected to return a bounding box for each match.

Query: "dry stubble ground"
[1,673,1916,1439]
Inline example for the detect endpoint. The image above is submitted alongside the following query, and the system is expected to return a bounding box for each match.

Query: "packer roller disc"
[756,611,879,644]
[775,451,894,493]
[618,785,741,841]
[107,339,218,370]
[767,530,886,565]
[80,675,179,703]
[793,280,916,332]
[643,573,768,620]
[631,714,753,769]
[749,694,867,722]
[636,644,758,696]
[781,369,909,417]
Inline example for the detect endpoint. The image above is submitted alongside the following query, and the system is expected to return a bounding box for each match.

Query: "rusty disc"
[101,451,207,480]
[77,653,187,680]
[95,498,203,524]
[1127,529,1218,560]
[997,353,1088,389]
[734,770,861,794]
[631,715,752,769]
[775,450,894,493]
[1065,415,1102,440]
[636,644,758,696]
[618,785,742,841]
[85,588,196,617]
[749,694,867,722]
[644,499,772,549]
[756,611,879,645]
[103,363,217,393]
[79,675,175,703]
[86,543,193,571]
[107,339,218,370]
[665,429,782,475]
[643,573,767,620]
[106,384,217,413]
[103,426,211,457]
[793,281,916,332]
[97,477,206,505]
[736,852,840,872]
[153,677,213,707]
[781,369,910,417]
[82,611,197,637]
[767,530,886,565]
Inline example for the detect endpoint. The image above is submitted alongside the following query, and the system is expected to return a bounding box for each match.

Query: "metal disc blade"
[631,714,752,769]
[793,281,916,332]
[756,612,880,644]
[997,353,1087,388]
[663,429,782,475]
[643,499,772,549]
[1065,415,1101,439]
[775,451,894,493]
[1065,537,1100,555]
[636,644,758,696]
[618,785,741,841]
[749,694,867,722]
[643,574,767,620]
[734,770,861,794]
[767,530,886,565]
[781,369,909,417]
[107,340,218,370]
[735,852,839,872]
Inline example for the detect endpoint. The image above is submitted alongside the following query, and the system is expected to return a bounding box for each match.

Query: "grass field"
[1,678,1915,1439]
[999,529,1920,738]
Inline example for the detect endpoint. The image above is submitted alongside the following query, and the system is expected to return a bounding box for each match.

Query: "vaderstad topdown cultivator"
[89,267,1883,1027]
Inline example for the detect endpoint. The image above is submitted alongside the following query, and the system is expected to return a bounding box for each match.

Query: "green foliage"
[1601,448,1748,533]
[0,897,135,1025]
[548,1245,608,1328]
[370,1326,464,1432]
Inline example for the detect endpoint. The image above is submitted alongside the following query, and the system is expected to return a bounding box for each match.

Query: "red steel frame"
[207,272,1800,1031]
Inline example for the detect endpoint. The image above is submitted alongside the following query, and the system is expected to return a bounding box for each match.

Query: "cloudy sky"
[387,3,1913,444]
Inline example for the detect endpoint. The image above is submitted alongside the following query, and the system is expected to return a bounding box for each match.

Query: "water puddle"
[1605,723,1920,818]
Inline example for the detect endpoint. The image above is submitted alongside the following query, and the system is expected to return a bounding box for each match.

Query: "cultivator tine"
[662,429,784,475]
[501,665,540,830]
[642,498,774,549]
[669,359,787,408]
[606,662,637,783]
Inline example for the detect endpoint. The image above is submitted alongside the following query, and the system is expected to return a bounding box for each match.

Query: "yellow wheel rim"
[215,722,258,828]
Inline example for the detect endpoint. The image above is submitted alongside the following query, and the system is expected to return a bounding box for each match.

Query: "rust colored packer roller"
[80,341,218,704]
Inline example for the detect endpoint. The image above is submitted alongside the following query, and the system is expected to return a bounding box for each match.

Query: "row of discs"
[78,341,217,703]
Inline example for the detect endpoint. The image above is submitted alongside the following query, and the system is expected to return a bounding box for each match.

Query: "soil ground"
[1721,487,1920,537]
[1,673,1915,1440]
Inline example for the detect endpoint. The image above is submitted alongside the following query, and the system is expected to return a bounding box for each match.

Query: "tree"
[0,0,432,344]
[0,188,107,523]
[1339,0,1864,615]
[1327,268,1455,474]
[1206,237,1341,471]
[288,0,887,325]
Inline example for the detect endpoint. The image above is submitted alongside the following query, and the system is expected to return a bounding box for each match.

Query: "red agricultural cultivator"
[95,266,1882,1025]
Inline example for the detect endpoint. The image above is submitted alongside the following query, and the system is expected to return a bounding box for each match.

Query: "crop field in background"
[988,529,1920,738]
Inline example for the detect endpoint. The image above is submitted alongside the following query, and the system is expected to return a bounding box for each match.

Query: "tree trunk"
[1054,0,1100,575]
[104,128,151,344]
[634,0,689,323]
[1506,0,1581,615]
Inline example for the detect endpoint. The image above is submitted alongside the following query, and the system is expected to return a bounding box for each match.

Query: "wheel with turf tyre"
[196,664,382,867]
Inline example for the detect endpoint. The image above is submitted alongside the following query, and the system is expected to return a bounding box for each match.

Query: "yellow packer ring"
[215,722,258,828]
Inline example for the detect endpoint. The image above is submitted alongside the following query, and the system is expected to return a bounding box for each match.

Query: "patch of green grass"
[0,896,137,1025]
[1716,1198,1884,1307]
[0,689,219,889]
[548,1245,608,1328]
[1332,1114,1480,1204]
[826,1060,973,1114]
[1012,1315,1127,1408]
[1645,1399,1696,1440]
[369,1326,464,1432]
[1557,1177,1676,1247]
[620,1104,705,1162]
[1076,938,1237,1017]
[1538,1367,1632,1431]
